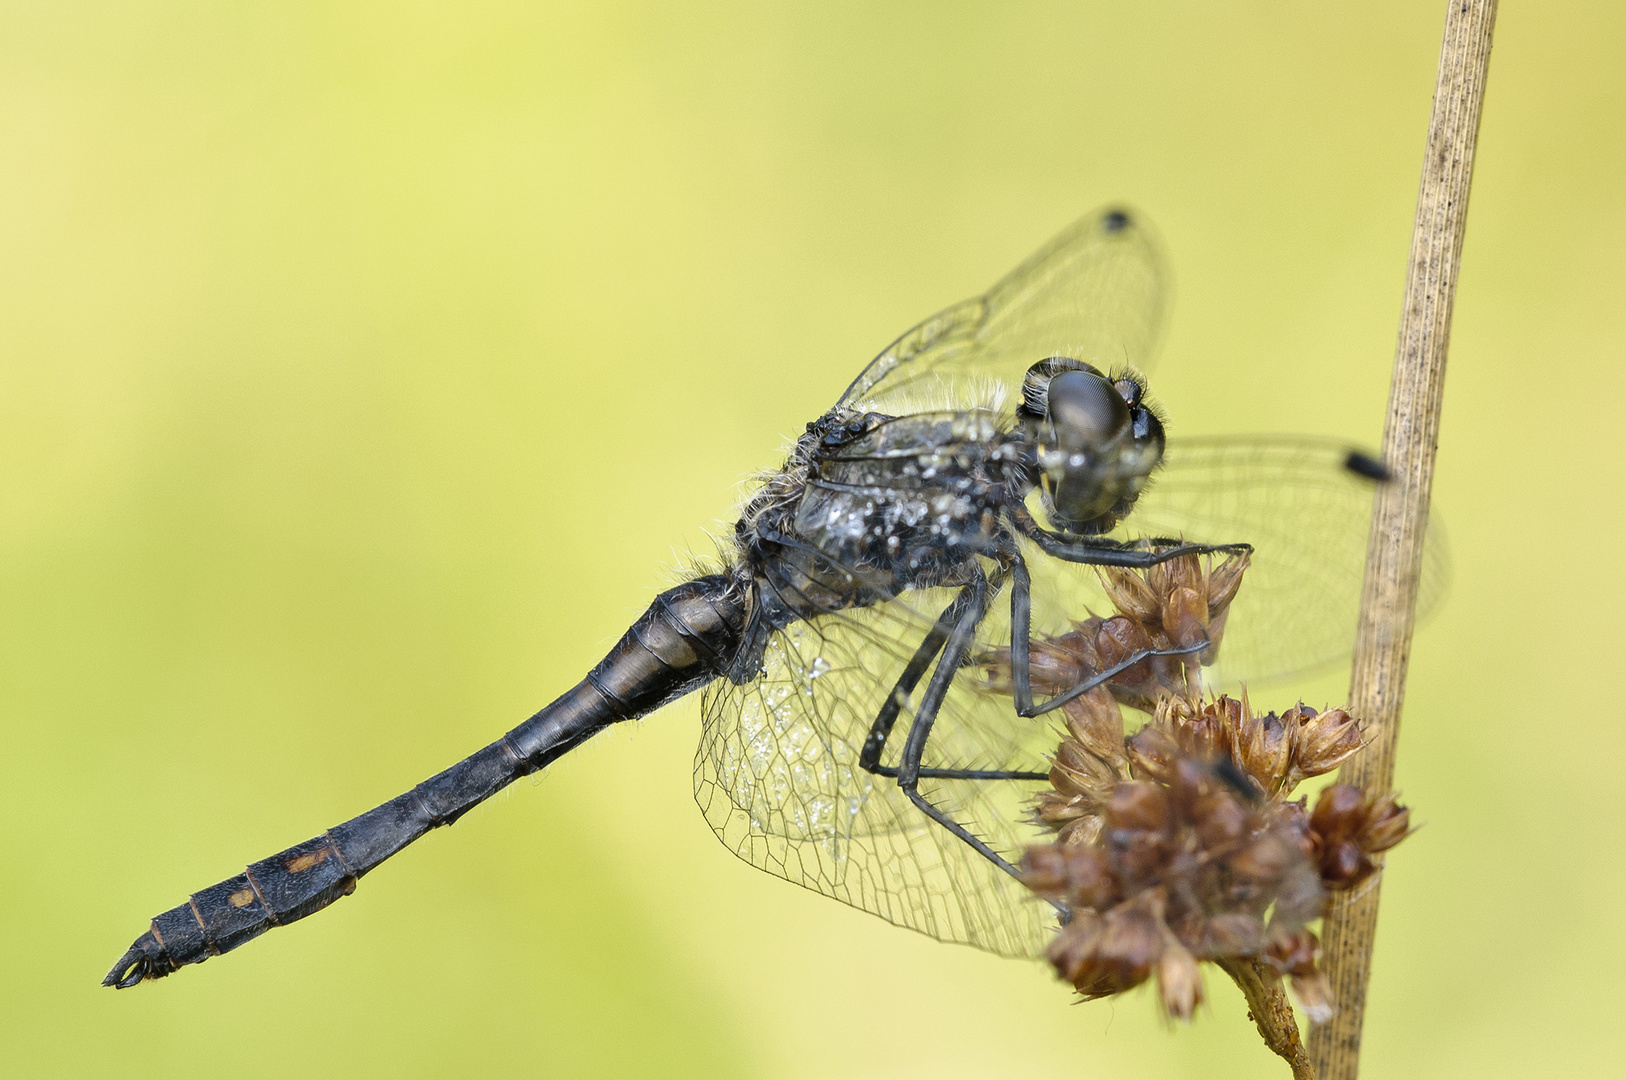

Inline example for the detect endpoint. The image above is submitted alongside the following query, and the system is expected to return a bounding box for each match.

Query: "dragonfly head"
[1018,357,1165,535]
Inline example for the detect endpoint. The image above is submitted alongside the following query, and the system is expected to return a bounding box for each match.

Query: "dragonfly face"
[1015,357,1166,536]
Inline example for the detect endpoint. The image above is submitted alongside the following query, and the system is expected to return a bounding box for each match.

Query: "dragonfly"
[105,207,1443,987]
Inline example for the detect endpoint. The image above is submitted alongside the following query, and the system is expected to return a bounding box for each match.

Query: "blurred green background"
[3,2,1622,1077]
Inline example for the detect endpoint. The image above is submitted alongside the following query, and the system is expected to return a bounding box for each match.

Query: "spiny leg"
[860,586,1046,785]
[1006,554,1212,718]
[1027,531,1249,569]
[1007,505,1251,569]
[886,574,1036,882]
[857,591,962,774]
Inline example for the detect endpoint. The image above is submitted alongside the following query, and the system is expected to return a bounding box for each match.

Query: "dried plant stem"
[1219,959,1315,1080]
[1308,2,1497,1077]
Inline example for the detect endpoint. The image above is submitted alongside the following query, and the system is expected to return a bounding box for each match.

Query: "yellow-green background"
[4,2,1621,1077]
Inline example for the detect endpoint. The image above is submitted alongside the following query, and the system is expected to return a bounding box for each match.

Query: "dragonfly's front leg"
[1007,504,1251,569]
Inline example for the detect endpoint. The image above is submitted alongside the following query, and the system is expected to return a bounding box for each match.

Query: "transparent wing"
[1057,435,1448,688]
[693,580,1059,959]
[836,207,1168,417]
[696,417,1449,958]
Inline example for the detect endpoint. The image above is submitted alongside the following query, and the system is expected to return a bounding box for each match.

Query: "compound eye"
[1048,370,1130,448]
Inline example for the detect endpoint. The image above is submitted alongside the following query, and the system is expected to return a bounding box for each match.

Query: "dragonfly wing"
[837,207,1169,417]
[1082,435,1451,688]
[694,580,1059,959]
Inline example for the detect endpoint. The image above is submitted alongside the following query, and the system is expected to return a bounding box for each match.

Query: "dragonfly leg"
[856,591,962,774]
[858,586,1047,784]
[1030,532,1249,568]
[1007,553,1208,718]
[1007,505,1250,568]
[881,574,1034,882]
[872,764,1050,780]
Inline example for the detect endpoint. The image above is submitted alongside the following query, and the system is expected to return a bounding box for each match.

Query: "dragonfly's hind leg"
[848,575,1064,913]
[856,585,1048,786]
[878,574,1031,882]
[856,591,959,776]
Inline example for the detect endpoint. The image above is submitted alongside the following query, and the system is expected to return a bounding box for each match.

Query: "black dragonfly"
[105,207,1442,986]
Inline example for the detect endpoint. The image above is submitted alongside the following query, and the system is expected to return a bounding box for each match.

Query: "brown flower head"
[978,543,1416,1030]
[1235,706,1296,798]
[1308,784,1413,890]
[1288,705,1366,787]
[1023,751,1326,1021]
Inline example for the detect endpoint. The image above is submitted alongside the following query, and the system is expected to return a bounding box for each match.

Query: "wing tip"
[1342,449,1391,483]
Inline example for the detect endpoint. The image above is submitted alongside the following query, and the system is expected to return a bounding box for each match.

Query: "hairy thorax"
[729,408,1029,630]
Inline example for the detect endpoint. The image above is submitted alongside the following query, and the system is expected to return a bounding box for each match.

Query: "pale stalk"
[1307,2,1497,1077]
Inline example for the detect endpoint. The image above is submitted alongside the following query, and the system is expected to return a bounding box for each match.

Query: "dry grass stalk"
[1309,4,1497,1076]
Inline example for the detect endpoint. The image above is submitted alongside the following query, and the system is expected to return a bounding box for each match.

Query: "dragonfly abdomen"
[103,573,745,988]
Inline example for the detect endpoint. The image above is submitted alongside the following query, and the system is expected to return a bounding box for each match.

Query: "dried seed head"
[1259,925,1336,1023]
[1099,564,1162,624]
[1308,784,1412,890]
[1309,782,1366,834]
[1206,552,1250,616]
[1308,783,1369,887]
[986,545,1422,1034]
[977,635,1086,697]
[1236,708,1296,797]
[1262,925,1319,979]
[1156,936,1205,1022]
[1059,687,1127,771]
[1163,585,1210,653]
[1022,844,1118,909]
[1230,835,1292,884]
[1106,781,1169,833]
[1033,792,1089,835]
[1360,792,1412,854]
[1027,740,1338,1018]
[1197,609,1229,667]
[1059,814,1105,848]
[1125,724,1180,784]
[981,550,1256,714]
[1281,702,1317,726]
[1200,912,1264,955]
[1047,893,1168,999]
[1047,911,1112,993]
[1290,970,1336,1027]
[1267,798,1315,855]
[1210,693,1247,730]
[1095,892,1167,990]
[1291,706,1364,781]
[1144,558,1170,601]
[1095,614,1154,665]
[1178,701,1233,762]
[1163,554,1203,595]
[1191,783,1251,851]
[1022,845,1072,897]
[1050,739,1118,799]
